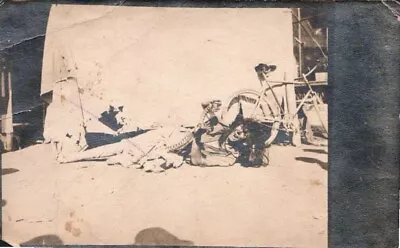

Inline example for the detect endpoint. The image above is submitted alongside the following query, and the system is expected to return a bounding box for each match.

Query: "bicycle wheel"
[221,89,281,146]
[168,101,220,152]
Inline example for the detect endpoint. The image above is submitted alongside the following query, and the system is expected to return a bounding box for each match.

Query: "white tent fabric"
[41,5,297,135]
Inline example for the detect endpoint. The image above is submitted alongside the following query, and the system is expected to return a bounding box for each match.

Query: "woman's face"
[227,125,248,142]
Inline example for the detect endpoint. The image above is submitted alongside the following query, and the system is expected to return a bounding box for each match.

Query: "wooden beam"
[1,71,5,134]
[1,71,4,98]
[4,71,13,151]
[292,12,328,25]
[298,8,303,76]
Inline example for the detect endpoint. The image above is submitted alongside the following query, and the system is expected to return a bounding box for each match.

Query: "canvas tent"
[41,5,298,140]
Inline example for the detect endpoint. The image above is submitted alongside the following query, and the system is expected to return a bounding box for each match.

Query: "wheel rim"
[221,90,281,148]
[222,90,277,124]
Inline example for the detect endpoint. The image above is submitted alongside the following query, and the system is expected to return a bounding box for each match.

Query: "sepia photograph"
[1,4,329,247]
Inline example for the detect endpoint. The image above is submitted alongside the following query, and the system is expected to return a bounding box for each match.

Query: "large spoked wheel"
[221,89,281,147]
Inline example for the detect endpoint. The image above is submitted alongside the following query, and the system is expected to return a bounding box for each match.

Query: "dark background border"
[1,1,399,247]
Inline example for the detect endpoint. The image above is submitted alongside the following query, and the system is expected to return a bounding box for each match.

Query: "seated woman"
[189,114,271,168]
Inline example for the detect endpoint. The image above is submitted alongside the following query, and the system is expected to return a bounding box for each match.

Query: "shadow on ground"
[303,148,328,154]
[0,240,11,247]
[1,168,19,176]
[20,234,63,246]
[134,227,194,246]
[85,129,149,149]
[295,157,328,171]
[2,199,6,207]
[17,229,192,246]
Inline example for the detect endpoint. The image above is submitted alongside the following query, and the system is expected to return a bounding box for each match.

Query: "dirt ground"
[2,142,327,247]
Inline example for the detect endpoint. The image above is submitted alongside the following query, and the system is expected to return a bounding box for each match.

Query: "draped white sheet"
[41,5,297,134]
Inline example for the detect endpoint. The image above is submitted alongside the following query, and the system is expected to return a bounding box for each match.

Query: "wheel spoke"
[222,90,283,147]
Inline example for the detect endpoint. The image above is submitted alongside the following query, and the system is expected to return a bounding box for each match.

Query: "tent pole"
[4,71,13,150]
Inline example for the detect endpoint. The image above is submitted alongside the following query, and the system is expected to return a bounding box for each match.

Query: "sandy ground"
[2,142,327,247]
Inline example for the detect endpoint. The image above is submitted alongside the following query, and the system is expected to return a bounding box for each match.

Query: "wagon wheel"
[221,89,281,147]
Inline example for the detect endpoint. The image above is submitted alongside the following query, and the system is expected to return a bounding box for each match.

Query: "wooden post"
[1,71,4,98]
[290,9,302,146]
[297,8,302,76]
[4,71,13,150]
[0,71,6,150]
[1,71,5,135]
[326,28,329,53]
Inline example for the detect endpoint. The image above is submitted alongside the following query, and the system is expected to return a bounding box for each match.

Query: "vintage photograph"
[1,5,328,247]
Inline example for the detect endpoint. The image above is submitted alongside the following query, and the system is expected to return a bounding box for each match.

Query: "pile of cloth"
[52,98,272,173]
